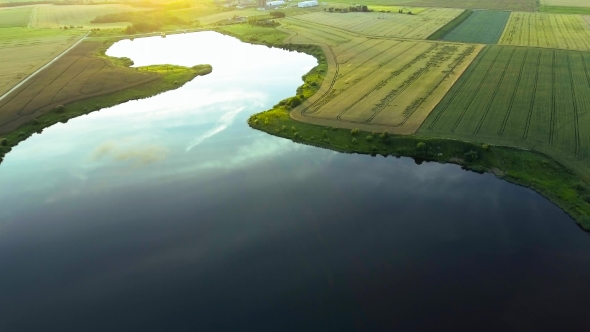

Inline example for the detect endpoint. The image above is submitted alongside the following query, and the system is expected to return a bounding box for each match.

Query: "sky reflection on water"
[1,32,590,331]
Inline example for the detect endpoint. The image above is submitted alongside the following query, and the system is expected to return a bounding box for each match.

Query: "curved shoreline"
[0,36,212,164]
[215,26,590,231]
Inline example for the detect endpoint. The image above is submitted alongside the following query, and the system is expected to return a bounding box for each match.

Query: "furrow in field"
[424,46,493,131]
[369,45,478,128]
[525,51,553,143]
[365,45,463,125]
[451,47,515,135]
[496,48,529,136]
[306,40,414,114]
[521,50,542,140]
[449,46,504,133]
[472,48,517,135]
[336,44,439,122]
[306,43,432,119]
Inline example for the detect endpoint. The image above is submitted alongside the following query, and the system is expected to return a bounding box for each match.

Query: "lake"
[1,31,590,331]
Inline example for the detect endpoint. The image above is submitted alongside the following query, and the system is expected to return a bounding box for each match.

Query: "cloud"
[185,107,245,151]
[91,140,168,167]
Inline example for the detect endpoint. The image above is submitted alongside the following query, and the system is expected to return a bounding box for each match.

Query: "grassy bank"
[0,37,212,165]
[217,23,590,231]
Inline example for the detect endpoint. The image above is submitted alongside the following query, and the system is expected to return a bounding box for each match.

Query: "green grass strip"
[426,9,473,41]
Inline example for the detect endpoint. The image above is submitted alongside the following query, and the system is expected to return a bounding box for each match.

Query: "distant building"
[267,0,285,6]
[257,0,267,8]
[298,0,318,7]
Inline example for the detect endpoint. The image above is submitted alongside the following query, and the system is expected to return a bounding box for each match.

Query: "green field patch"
[441,10,510,44]
[0,6,32,28]
[419,45,590,181]
[540,5,590,15]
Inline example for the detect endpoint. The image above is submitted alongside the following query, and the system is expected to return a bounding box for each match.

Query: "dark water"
[1,32,590,331]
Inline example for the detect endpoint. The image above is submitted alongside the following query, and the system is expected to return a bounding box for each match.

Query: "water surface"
[1,32,590,331]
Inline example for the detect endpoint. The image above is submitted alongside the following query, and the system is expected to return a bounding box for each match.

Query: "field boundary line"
[499,48,528,136]
[450,46,503,133]
[426,46,491,130]
[522,51,541,140]
[473,47,516,135]
[0,32,89,104]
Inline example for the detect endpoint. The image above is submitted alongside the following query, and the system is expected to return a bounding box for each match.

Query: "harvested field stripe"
[392,46,477,127]
[426,46,491,130]
[499,49,529,136]
[523,51,542,139]
[339,40,387,64]
[474,48,516,135]
[301,46,339,115]
[450,47,504,133]
[339,41,402,77]
[336,44,438,120]
[365,45,459,124]
[309,41,410,113]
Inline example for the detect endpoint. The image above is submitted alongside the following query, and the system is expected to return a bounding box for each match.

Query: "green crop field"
[541,0,590,7]
[441,10,510,44]
[420,45,590,176]
[499,12,590,51]
[0,6,32,28]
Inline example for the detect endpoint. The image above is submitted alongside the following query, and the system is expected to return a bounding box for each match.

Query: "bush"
[0,138,6,146]
[371,145,378,152]
[293,132,299,139]
[366,135,374,142]
[464,150,479,161]
[291,126,296,132]
[352,138,358,144]
[351,128,359,136]
[322,130,328,138]
[54,105,65,113]
[417,142,426,150]
[290,96,302,108]
[379,131,389,140]
[579,215,590,227]
[482,143,491,151]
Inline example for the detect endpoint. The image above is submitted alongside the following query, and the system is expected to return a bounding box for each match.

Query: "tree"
[0,138,7,146]
[351,128,359,135]
[417,142,426,150]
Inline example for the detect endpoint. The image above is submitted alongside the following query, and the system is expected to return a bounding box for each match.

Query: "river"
[0,31,589,331]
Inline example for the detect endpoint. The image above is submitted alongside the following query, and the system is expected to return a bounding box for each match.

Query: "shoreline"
[0,35,212,164]
[214,25,590,231]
